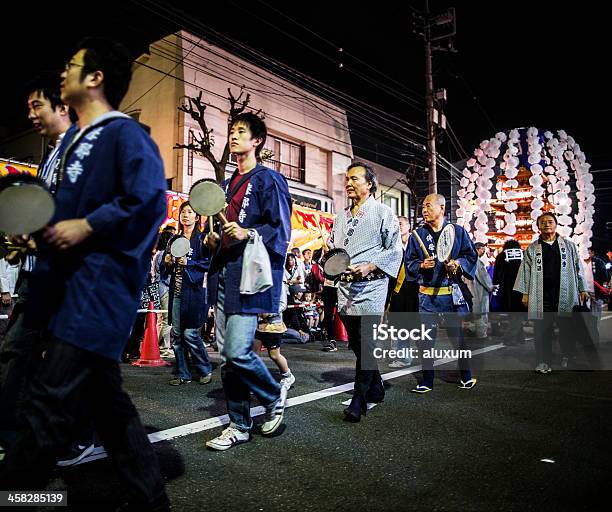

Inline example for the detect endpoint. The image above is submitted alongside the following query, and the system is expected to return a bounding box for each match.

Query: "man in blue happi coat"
[0,73,73,440]
[405,193,478,393]
[0,38,170,510]
[204,113,292,451]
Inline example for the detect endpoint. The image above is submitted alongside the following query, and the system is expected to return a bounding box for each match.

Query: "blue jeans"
[216,272,281,432]
[171,298,212,381]
[418,293,471,387]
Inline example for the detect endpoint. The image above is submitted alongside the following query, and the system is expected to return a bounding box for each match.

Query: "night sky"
[2,1,610,245]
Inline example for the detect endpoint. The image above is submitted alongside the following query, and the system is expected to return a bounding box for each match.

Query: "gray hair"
[425,193,446,207]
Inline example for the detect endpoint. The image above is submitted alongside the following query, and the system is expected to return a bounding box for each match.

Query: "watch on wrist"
[247,229,256,240]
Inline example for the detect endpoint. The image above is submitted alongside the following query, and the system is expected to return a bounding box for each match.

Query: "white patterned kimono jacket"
[513,236,586,319]
[329,196,403,315]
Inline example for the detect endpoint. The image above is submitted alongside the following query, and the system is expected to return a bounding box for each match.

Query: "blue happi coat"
[405,220,478,286]
[207,164,292,314]
[25,112,167,360]
[164,231,210,329]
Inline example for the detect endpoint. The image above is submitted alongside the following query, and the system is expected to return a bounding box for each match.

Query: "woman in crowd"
[163,202,213,385]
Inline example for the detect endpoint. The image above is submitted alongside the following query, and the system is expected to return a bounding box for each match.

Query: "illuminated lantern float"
[456,127,594,258]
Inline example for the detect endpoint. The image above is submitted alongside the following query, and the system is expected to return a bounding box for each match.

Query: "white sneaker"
[206,427,250,451]
[280,373,296,389]
[56,443,95,467]
[261,385,288,435]
[535,362,552,374]
[340,398,378,410]
[388,360,411,368]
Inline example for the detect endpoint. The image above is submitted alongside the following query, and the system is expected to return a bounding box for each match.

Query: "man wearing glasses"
[0,38,170,510]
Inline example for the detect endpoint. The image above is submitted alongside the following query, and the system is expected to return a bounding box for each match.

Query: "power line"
[146,43,426,158]
[151,41,423,145]
[252,0,425,103]
[148,32,427,146]
[135,60,422,171]
[123,37,202,112]
[144,36,428,158]
[132,0,426,134]
[225,0,424,111]
[449,69,497,133]
[445,118,470,159]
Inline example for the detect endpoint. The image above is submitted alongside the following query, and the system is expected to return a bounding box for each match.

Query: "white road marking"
[76,342,506,465]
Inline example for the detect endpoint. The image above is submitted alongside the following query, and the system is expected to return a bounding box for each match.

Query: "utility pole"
[414,2,456,194]
[424,11,436,193]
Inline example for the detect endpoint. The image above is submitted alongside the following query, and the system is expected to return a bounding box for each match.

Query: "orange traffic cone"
[133,301,171,367]
[333,307,348,343]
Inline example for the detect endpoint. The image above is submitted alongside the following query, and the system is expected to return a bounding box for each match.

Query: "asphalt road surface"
[32,323,612,512]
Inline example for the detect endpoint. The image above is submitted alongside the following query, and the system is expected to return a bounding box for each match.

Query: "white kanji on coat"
[85,127,104,141]
[74,142,94,160]
[66,161,84,183]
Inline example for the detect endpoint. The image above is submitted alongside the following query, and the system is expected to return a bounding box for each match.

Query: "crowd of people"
[0,36,608,510]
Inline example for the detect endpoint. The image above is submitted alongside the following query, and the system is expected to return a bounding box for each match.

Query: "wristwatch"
[247,229,256,240]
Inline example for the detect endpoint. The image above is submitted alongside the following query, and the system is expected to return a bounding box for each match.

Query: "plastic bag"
[240,231,273,295]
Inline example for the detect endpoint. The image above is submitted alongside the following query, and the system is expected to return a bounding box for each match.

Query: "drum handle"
[412,230,431,259]
[217,211,228,225]
[313,219,329,252]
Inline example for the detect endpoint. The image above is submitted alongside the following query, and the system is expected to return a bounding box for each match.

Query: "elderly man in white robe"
[327,162,403,423]
[514,212,589,373]
[470,242,496,339]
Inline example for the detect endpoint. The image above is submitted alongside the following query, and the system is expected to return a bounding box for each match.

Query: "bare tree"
[174,87,264,184]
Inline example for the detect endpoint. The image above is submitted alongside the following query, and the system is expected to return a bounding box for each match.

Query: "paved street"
[38,329,612,512]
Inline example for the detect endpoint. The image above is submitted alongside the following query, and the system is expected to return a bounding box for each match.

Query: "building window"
[383,194,399,215]
[263,136,305,183]
[228,134,305,183]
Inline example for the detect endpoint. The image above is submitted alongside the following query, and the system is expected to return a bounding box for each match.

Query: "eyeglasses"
[64,61,84,72]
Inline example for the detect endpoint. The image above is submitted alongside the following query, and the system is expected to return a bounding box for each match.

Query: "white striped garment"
[37,132,66,189]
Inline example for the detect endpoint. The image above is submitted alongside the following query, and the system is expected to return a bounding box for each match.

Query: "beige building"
[0,31,412,218]
[120,31,354,213]
[354,157,413,218]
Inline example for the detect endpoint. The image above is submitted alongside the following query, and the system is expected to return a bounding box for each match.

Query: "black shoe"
[343,395,367,422]
[322,340,338,352]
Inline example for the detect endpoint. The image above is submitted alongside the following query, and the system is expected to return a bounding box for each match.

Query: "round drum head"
[437,224,455,262]
[189,180,226,216]
[0,179,55,235]
[322,248,350,277]
[169,236,190,257]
